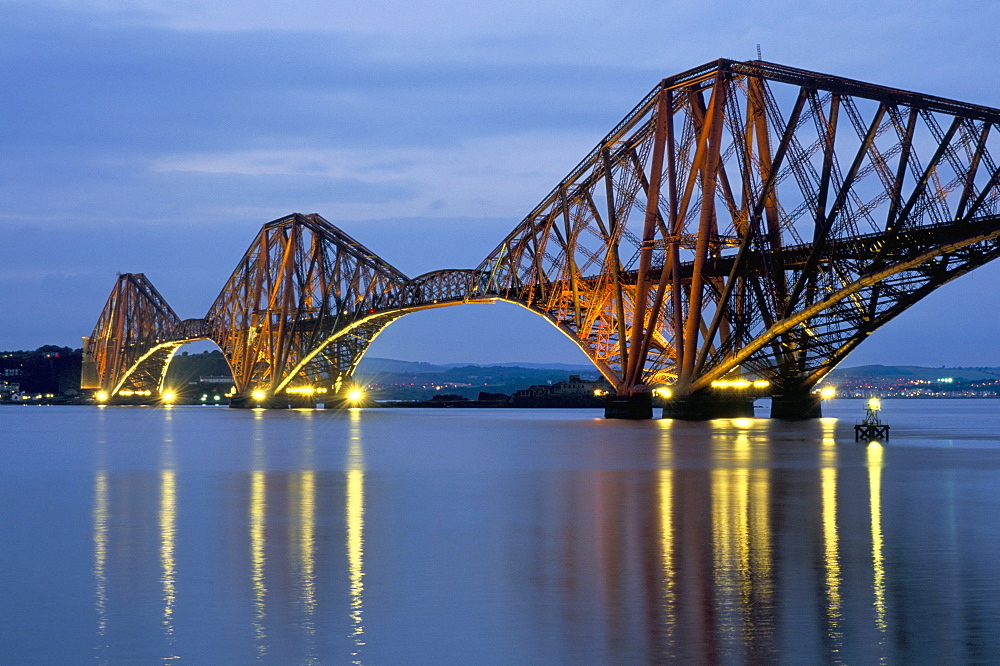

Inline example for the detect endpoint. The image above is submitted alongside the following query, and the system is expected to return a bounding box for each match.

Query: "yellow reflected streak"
[821,425,842,649]
[711,433,751,641]
[250,470,267,656]
[734,436,751,604]
[93,470,108,638]
[299,470,317,626]
[347,410,366,663]
[657,427,676,645]
[160,469,177,640]
[750,465,772,603]
[868,442,887,634]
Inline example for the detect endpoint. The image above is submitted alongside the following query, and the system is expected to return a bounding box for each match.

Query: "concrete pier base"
[229,394,295,409]
[228,395,257,409]
[661,394,756,420]
[770,392,822,419]
[604,393,653,419]
[322,397,359,409]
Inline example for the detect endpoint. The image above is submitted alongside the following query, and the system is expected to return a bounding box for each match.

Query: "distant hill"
[156,352,603,401]
[830,365,1000,382]
[357,357,598,373]
[465,362,600,372]
[15,343,1000,397]
[356,357,444,374]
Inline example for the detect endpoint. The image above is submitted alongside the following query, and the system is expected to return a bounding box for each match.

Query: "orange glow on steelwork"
[82,61,1000,405]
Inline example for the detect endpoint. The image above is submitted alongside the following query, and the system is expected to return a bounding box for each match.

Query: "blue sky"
[3,0,1000,366]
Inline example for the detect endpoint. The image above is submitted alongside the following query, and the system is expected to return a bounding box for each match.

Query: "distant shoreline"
[6,395,1000,408]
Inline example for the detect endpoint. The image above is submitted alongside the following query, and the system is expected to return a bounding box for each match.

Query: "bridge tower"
[203,213,412,406]
[476,59,1000,417]
[81,273,188,401]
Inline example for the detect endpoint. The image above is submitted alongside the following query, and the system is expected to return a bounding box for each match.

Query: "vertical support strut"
[680,75,728,387]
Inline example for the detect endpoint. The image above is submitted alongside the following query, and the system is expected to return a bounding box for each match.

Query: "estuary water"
[2,400,1000,664]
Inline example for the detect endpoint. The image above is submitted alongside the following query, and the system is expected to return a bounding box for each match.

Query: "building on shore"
[509,375,611,408]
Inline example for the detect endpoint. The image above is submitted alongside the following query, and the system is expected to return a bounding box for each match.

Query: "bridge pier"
[229,394,295,409]
[604,393,653,419]
[769,392,822,419]
[660,393,756,420]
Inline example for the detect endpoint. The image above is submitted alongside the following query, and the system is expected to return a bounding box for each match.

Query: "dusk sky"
[3,0,1000,367]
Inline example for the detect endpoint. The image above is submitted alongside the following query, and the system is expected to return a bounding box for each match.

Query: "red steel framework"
[83,59,1000,410]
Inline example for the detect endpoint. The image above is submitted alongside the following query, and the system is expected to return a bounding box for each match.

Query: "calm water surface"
[2,400,1000,663]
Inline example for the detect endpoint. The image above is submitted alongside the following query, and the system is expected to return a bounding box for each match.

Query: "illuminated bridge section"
[84,59,1000,414]
[82,214,501,402]
[471,58,1000,409]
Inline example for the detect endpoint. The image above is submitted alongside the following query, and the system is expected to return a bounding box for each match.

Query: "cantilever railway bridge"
[82,59,1000,418]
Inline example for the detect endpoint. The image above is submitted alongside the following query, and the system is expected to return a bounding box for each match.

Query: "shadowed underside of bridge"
[83,59,1000,416]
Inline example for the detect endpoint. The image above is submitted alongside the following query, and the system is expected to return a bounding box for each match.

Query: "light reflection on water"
[346,408,365,665]
[656,426,676,658]
[868,441,888,643]
[821,419,843,660]
[159,408,177,656]
[249,411,267,659]
[2,402,1000,662]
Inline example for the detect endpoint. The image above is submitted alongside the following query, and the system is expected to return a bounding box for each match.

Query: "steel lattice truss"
[475,59,1000,394]
[84,214,487,397]
[84,59,1000,400]
[81,273,185,394]
[201,213,415,393]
